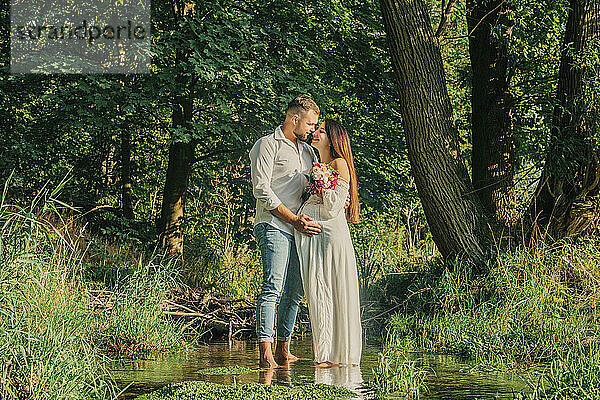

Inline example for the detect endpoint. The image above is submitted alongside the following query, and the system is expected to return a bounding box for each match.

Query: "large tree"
[379,0,493,265]
[531,0,600,240]
[467,0,516,223]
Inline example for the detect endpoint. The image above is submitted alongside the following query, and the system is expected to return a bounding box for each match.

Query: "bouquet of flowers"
[306,162,339,196]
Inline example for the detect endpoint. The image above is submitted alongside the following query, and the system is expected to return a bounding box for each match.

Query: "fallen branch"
[363,287,432,323]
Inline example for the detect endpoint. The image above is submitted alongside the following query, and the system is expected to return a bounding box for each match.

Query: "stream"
[108,337,527,399]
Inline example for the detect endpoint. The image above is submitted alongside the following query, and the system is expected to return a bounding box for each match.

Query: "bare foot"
[259,357,280,369]
[316,361,339,368]
[259,342,280,369]
[274,341,299,364]
[274,353,299,364]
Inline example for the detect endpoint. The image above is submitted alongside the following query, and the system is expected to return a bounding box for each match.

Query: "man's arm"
[250,138,321,236]
[250,138,283,210]
[270,204,321,236]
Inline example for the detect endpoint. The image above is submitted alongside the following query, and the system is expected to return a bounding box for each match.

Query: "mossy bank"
[135,381,357,400]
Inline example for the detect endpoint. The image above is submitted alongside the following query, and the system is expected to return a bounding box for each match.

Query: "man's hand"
[344,193,350,209]
[293,214,321,236]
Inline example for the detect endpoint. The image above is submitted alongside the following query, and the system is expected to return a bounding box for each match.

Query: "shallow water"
[108,337,526,399]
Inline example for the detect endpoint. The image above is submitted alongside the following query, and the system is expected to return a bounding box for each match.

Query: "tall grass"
[0,175,187,399]
[383,240,599,368]
[185,182,262,300]
[372,346,428,399]
[374,237,600,396]
[525,343,600,399]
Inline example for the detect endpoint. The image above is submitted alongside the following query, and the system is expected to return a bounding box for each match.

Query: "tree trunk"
[380,0,493,266]
[121,117,134,220]
[157,139,195,255]
[467,0,516,223]
[101,136,117,187]
[156,0,198,256]
[157,45,195,255]
[530,0,600,240]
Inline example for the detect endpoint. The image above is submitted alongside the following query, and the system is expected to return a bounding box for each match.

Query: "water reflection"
[259,367,291,386]
[315,365,364,393]
[108,338,525,400]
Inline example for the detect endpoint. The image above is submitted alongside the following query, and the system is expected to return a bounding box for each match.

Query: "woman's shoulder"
[330,158,350,181]
[330,157,348,169]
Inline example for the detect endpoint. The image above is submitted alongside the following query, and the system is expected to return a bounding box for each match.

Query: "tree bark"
[157,96,195,256]
[157,139,195,255]
[156,0,197,256]
[380,0,493,266]
[530,0,600,240]
[121,116,134,220]
[467,0,516,223]
[157,47,195,256]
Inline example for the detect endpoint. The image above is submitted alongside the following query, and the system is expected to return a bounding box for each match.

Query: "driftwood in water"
[87,287,310,341]
[163,289,310,341]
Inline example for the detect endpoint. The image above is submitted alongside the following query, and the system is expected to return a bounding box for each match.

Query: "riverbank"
[0,191,354,400]
[0,195,187,399]
[3,189,599,399]
[375,238,600,398]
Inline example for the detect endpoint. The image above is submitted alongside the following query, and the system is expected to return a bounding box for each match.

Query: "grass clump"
[91,258,186,357]
[0,177,187,399]
[196,366,259,375]
[380,239,600,369]
[135,381,357,400]
[524,343,600,399]
[372,238,600,396]
[372,348,428,399]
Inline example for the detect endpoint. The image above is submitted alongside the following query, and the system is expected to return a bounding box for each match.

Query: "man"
[250,96,322,368]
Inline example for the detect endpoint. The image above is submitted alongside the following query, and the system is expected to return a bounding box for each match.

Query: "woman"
[294,118,362,367]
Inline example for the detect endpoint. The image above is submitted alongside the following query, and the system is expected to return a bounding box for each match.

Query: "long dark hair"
[324,119,360,223]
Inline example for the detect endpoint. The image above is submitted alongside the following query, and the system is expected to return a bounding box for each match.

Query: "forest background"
[1,0,600,398]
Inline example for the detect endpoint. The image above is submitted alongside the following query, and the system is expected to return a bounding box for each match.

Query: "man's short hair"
[286,96,320,116]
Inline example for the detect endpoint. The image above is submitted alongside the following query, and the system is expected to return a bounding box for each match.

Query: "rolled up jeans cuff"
[257,336,274,343]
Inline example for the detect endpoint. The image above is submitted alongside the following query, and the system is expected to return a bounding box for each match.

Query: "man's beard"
[294,129,311,144]
[301,132,313,144]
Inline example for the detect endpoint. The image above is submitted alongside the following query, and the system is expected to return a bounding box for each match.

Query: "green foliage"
[135,381,357,400]
[0,179,187,398]
[1,1,414,290]
[525,343,600,399]
[92,257,187,357]
[579,37,600,149]
[0,180,115,399]
[379,238,600,370]
[350,206,433,291]
[184,170,262,299]
[196,366,259,375]
[372,347,428,399]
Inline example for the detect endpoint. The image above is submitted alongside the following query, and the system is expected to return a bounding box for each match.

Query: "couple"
[249,96,362,369]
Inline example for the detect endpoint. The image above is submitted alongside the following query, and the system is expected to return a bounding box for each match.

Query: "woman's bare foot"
[315,361,339,368]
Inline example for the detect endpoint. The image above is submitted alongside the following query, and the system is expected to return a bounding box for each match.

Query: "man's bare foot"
[259,342,279,369]
[274,340,299,364]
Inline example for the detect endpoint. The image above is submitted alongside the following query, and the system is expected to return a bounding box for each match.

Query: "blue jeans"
[254,222,304,343]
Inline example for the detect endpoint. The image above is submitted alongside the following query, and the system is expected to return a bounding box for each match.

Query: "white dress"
[294,179,362,365]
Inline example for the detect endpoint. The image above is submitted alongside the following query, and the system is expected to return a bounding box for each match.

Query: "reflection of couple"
[250,96,362,369]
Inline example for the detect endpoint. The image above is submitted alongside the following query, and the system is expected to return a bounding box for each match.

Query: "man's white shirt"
[250,125,317,235]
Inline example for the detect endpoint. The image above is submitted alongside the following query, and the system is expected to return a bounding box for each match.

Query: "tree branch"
[467,0,507,37]
[194,147,245,163]
[435,0,459,37]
